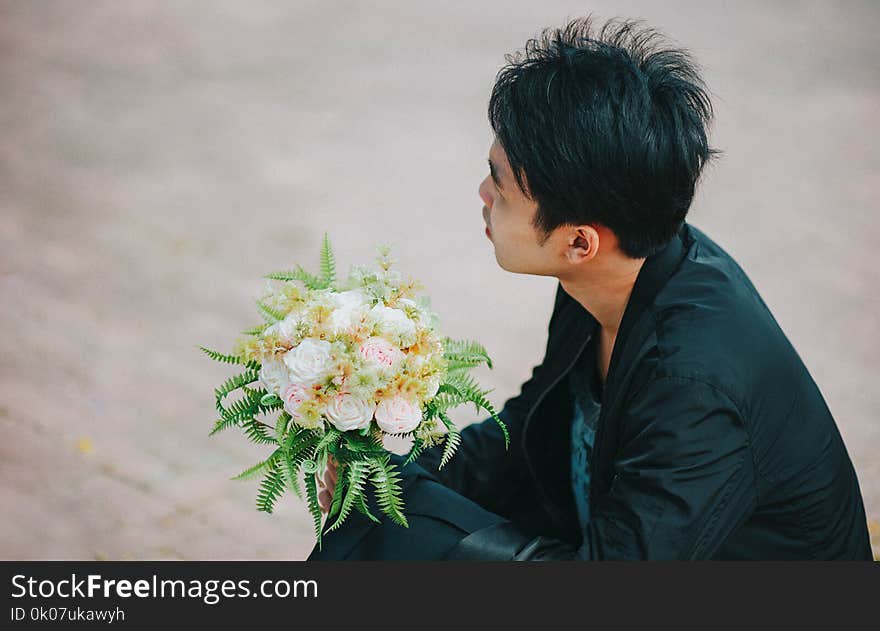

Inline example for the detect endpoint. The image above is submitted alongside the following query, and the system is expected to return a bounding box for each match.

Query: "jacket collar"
[603,221,688,397]
[532,221,690,414]
[521,222,690,539]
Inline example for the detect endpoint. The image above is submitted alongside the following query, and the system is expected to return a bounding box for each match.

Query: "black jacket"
[417,222,873,560]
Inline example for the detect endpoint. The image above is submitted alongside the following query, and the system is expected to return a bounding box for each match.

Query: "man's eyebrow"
[487,158,505,190]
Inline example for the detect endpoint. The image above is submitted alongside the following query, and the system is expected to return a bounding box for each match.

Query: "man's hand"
[317,456,338,513]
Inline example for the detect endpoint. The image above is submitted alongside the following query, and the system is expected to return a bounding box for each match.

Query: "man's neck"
[558,256,645,386]
[557,256,646,336]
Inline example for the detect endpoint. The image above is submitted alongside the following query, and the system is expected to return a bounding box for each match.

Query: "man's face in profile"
[479,138,559,277]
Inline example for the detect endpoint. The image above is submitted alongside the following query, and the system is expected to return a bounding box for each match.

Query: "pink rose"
[282,383,311,418]
[358,336,405,369]
[374,396,422,434]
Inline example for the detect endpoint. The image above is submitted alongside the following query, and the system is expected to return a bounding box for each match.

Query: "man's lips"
[482,206,491,235]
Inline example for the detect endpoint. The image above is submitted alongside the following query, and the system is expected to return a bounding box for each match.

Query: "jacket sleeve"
[414,282,571,518]
[445,376,758,560]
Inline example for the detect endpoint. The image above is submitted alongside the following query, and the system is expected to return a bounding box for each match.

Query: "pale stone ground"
[1,1,877,560]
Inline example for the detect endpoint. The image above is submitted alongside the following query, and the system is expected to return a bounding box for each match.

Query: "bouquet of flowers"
[201,235,508,550]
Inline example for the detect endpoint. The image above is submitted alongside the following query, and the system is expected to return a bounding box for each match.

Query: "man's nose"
[478,176,494,209]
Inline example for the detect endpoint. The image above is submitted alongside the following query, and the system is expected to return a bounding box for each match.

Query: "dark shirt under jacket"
[569,333,602,532]
[417,221,873,560]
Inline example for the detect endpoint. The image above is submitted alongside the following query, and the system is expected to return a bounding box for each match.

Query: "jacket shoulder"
[646,225,807,412]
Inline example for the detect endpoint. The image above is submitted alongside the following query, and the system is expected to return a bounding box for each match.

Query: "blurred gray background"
[1,0,877,560]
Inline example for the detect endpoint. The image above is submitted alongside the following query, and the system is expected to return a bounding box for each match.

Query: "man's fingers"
[317,460,339,512]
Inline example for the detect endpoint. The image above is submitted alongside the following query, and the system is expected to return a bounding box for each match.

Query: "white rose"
[358,336,405,369]
[332,288,370,309]
[325,394,375,432]
[283,337,335,385]
[369,304,417,342]
[259,356,290,395]
[374,396,422,434]
[327,290,370,335]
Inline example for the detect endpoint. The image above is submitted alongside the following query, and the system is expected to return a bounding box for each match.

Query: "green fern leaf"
[282,428,318,500]
[341,432,388,458]
[282,457,304,501]
[264,266,325,290]
[256,460,286,513]
[211,401,257,435]
[241,323,269,336]
[284,427,318,456]
[315,427,342,453]
[437,411,462,469]
[275,411,291,442]
[242,420,278,445]
[429,383,468,413]
[403,438,427,466]
[219,394,260,422]
[214,369,260,410]
[443,358,486,373]
[282,448,312,502]
[256,300,287,323]
[305,469,323,550]
[319,232,336,288]
[211,386,278,435]
[442,338,493,369]
[368,455,408,528]
[444,372,494,413]
[210,415,240,436]
[354,492,381,523]
[466,394,508,449]
[435,378,509,449]
[233,449,281,481]
[198,346,261,370]
[326,459,370,533]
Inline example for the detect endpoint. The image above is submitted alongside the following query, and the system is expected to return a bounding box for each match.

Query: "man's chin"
[493,253,555,277]
[493,252,531,275]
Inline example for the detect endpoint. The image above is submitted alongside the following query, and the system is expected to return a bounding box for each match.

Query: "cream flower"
[325,394,376,432]
[368,304,416,343]
[283,337,335,385]
[259,356,290,395]
[374,396,422,434]
[327,289,370,335]
[333,288,371,309]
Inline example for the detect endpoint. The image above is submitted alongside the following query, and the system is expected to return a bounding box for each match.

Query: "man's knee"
[306,453,503,560]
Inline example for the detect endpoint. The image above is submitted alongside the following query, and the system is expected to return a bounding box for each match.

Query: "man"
[307,16,872,560]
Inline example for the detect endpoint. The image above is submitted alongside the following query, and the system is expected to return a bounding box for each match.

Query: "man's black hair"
[489,15,722,258]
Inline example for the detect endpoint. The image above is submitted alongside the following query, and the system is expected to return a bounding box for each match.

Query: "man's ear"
[565,225,600,264]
